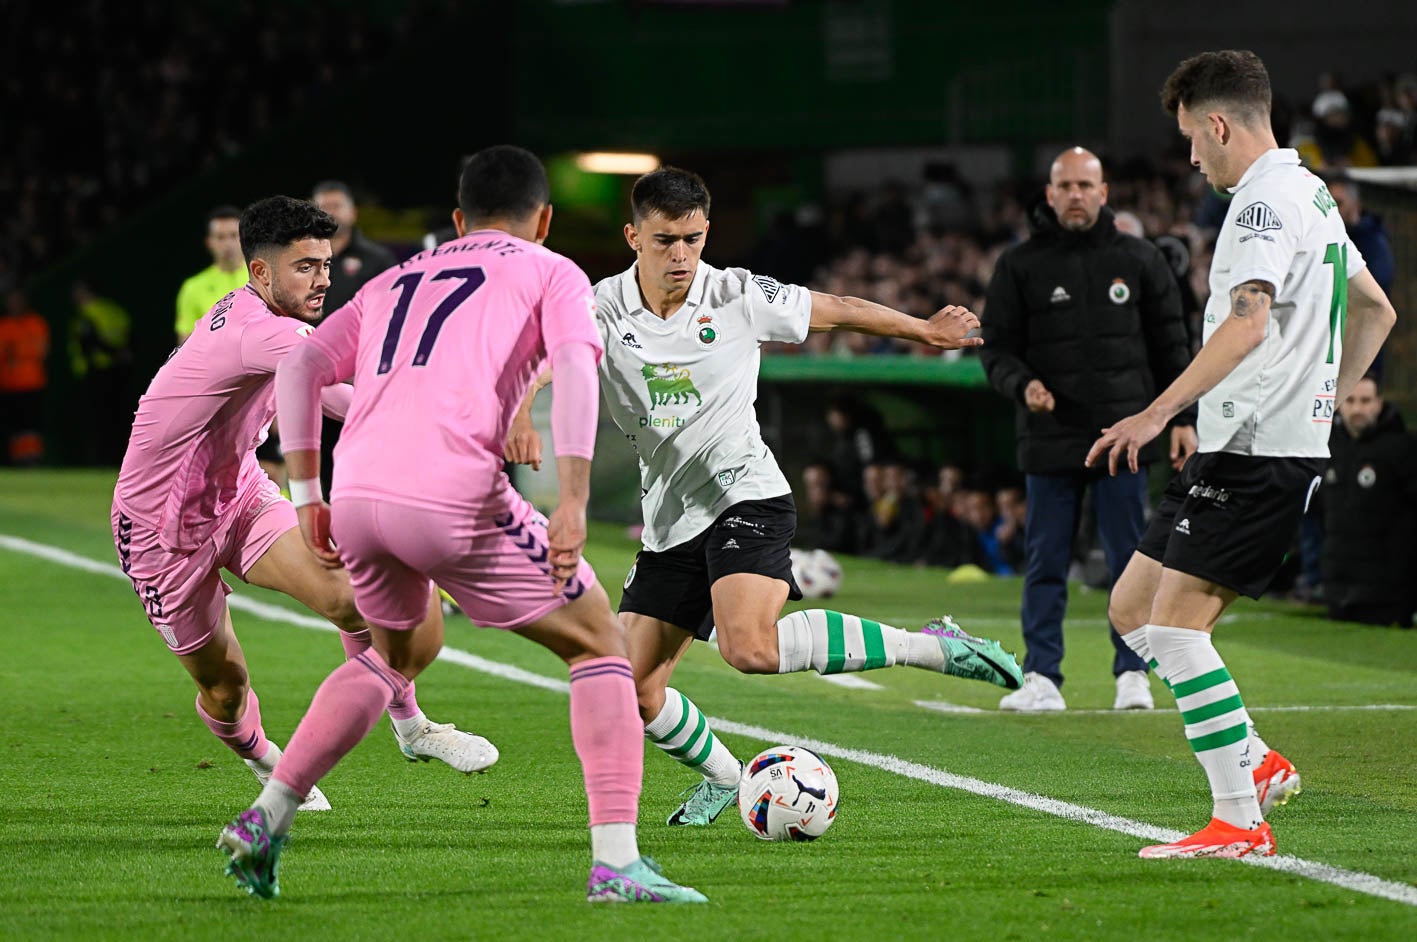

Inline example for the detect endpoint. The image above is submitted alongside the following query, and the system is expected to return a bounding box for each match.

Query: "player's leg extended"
[1112,551,1295,811]
[518,586,706,903]
[243,525,494,772]
[714,573,1022,688]
[1137,569,1273,858]
[218,617,433,898]
[624,612,741,825]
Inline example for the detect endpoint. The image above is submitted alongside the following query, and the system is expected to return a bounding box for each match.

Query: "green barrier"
[759,353,988,386]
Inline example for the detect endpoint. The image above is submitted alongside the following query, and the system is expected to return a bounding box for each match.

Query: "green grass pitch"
[1,469,1414,940]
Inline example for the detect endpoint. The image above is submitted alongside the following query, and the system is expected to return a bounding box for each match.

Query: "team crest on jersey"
[695,315,719,348]
[752,275,783,304]
[1108,279,1131,304]
[1234,202,1282,233]
[342,256,364,277]
[1358,465,1377,488]
[296,324,315,337]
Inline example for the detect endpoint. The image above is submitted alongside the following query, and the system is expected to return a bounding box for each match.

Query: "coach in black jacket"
[980,147,1194,712]
[1322,375,1417,627]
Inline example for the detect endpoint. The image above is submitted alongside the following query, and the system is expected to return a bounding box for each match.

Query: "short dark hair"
[457,145,549,223]
[239,196,338,261]
[311,180,353,201]
[207,205,241,224]
[1359,371,1382,394]
[631,167,711,223]
[1160,50,1271,127]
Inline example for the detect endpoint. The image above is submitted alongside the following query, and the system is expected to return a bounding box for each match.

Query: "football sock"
[644,688,741,786]
[776,609,943,674]
[589,823,639,870]
[196,687,271,761]
[271,649,408,803]
[339,628,422,721]
[1124,626,1273,767]
[1148,625,1264,830]
[252,775,303,838]
[569,657,642,833]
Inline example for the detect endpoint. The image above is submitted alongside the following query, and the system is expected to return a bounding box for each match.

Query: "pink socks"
[196,688,271,760]
[340,628,420,720]
[568,657,641,826]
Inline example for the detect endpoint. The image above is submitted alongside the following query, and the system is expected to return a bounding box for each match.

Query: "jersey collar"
[620,261,711,319]
[1227,147,1300,194]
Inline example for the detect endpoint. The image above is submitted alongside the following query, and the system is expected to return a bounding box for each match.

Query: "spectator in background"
[0,288,50,465]
[796,462,859,555]
[1298,90,1379,169]
[980,146,1195,713]
[69,280,132,466]
[174,206,247,344]
[1322,375,1417,628]
[825,395,897,507]
[958,488,1011,575]
[862,461,927,563]
[994,484,1027,573]
[310,181,398,496]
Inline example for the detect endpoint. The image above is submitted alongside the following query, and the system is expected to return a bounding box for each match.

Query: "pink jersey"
[279,229,601,512]
[114,286,337,552]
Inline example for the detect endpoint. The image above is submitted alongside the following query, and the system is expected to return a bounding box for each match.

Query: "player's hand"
[546,502,587,595]
[504,413,543,470]
[297,502,342,569]
[921,305,983,350]
[1086,408,1167,476]
[1024,379,1056,413]
[1169,424,1198,471]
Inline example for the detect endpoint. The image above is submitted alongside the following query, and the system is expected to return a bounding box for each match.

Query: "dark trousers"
[1021,468,1149,688]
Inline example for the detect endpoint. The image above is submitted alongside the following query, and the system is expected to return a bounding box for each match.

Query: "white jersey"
[593,261,812,551]
[1201,148,1366,457]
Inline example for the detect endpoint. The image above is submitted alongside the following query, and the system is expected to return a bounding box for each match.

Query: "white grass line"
[817,674,884,690]
[914,700,1417,717]
[5,531,1415,909]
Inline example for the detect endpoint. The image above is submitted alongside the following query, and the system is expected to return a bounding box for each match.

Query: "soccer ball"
[738,745,840,841]
[790,548,844,599]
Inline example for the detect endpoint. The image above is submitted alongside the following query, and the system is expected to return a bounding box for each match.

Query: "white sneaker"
[999,672,1066,712]
[246,746,331,812]
[396,721,499,774]
[1113,670,1155,710]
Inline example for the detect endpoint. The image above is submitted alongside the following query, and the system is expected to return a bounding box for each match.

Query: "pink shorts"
[112,472,295,655]
[332,491,598,632]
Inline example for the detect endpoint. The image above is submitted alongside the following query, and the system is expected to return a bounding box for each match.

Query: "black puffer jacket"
[981,202,1192,474]
[1322,404,1417,627]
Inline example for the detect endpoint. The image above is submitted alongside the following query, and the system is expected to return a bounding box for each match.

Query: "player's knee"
[636,684,667,725]
[1108,595,1145,635]
[199,677,249,722]
[716,624,780,674]
[319,587,364,632]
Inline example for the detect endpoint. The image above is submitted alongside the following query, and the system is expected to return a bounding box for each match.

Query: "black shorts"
[618,495,803,641]
[1137,452,1323,599]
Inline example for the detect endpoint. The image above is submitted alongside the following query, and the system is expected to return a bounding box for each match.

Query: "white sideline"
[4,531,1415,909]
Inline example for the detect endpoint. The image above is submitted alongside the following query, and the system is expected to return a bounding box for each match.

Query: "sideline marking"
[915,700,1417,716]
[5,532,1415,909]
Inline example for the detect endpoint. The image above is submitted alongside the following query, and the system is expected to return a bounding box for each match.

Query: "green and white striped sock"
[1148,624,1263,829]
[775,609,943,674]
[1132,625,1273,764]
[644,688,740,786]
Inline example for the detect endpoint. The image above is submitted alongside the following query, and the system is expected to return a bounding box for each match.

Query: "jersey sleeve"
[1224,198,1302,293]
[736,268,812,343]
[274,303,362,454]
[1344,233,1368,278]
[541,257,603,360]
[239,314,317,374]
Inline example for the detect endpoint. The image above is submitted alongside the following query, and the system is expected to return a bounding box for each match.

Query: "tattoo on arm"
[1229,281,1274,319]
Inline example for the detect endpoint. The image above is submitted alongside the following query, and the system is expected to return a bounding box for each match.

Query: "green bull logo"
[640,363,703,411]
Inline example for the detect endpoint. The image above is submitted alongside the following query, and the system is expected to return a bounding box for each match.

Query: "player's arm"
[545,344,599,594]
[1336,266,1397,404]
[1086,280,1273,474]
[273,305,361,566]
[506,369,552,469]
[807,291,982,350]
